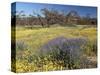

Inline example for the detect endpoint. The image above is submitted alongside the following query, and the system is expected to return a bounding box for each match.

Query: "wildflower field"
[13,25,97,72]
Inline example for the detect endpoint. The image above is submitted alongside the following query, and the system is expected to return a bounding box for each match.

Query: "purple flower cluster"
[40,36,87,56]
[39,36,87,68]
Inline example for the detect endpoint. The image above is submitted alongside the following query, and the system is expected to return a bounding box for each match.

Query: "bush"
[16,40,28,60]
[16,40,28,51]
[84,39,97,56]
[39,36,87,69]
[92,40,97,55]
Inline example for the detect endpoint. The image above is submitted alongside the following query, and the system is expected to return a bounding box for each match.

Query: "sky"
[12,2,97,18]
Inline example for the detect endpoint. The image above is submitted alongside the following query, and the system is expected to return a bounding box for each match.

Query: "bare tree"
[66,10,80,25]
[41,8,66,27]
[33,11,45,27]
[16,10,25,26]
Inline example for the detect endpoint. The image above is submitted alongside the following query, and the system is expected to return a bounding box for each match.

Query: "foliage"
[39,37,87,69]
[13,26,97,72]
[16,40,28,51]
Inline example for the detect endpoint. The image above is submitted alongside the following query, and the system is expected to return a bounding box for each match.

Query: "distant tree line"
[11,8,97,27]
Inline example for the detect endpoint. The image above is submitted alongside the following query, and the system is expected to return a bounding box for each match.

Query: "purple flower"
[39,36,87,68]
[40,36,87,56]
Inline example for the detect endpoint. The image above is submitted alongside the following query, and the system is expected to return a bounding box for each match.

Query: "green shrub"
[16,40,28,51]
